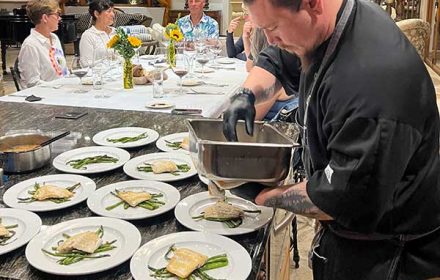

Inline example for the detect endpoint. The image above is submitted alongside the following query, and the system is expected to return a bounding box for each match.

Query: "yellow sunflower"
[170,29,183,42]
[128,36,142,48]
[107,34,119,48]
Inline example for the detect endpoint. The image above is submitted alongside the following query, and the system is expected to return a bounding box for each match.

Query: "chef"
[222,0,440,279]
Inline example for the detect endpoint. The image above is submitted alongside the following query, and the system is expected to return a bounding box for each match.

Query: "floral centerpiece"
[164,20,183,67]
[107,27,142,89]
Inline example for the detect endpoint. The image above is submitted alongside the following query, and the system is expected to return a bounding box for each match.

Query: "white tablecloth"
[0,59,247,118]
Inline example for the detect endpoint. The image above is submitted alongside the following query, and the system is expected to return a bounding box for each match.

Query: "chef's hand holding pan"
[223,87,256,142]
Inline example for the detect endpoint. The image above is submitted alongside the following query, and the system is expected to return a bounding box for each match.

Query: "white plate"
[181,79,202,86]
[194,67,215,73]
[198,174,209,185]
[3,174,96,212]
[87,180,180,220]
[25,217,141,276]
[53,146,130,174]
[130,231,252,280]
[175,191,273,236]
[216,57,236,64]
[145,102,174,109]
[0,208,42,256]
[123,152,196,182]
[93,127,159,148]
[155,132,189,153]
[140,54,160,60]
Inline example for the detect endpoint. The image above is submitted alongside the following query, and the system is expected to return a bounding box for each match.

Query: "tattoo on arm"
[264,185,333,220]
[253,80,281,103]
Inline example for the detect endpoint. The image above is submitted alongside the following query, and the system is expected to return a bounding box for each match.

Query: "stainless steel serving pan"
[0,133,51,173]
[186,119,299,183]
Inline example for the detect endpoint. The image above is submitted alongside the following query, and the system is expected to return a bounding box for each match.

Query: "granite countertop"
[0,102,298,280]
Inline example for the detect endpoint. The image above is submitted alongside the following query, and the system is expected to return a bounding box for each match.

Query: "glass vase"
[167,41,176,67]
[123,58,133,89]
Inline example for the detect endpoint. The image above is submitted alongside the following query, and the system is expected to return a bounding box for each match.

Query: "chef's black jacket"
[258,0,440,235]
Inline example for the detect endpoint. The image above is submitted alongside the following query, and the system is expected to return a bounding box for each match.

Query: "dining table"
[0,58,247,118]
[0,100,299,280]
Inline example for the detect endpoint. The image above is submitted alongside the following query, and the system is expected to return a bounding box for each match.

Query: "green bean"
[66,182,81,192]
[165,140,183,150]
[4,224,18,229]
[199,260,229,271]
[106,132,148,143]
[105,200,125,211]
[67,155,118,169]
[123,202,130,209]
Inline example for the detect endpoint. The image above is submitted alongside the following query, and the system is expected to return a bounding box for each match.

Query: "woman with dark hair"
[79,0,115,66]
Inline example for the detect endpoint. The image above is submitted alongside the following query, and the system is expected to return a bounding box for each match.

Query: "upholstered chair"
[396,18,430,58]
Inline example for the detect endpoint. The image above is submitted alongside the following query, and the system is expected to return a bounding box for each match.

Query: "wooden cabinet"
[169,10,222,32]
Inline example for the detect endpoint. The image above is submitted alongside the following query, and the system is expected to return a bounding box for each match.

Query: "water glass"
[152,70,164,99]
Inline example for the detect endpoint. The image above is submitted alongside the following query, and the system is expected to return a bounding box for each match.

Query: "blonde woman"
[79,0,115,67]
[18,0,68,89]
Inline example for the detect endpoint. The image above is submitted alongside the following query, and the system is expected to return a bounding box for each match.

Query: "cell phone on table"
[54,111,88,120]
[171,109,202,115]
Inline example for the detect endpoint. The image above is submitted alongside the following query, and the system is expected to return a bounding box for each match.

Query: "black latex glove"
[222,88,256,142]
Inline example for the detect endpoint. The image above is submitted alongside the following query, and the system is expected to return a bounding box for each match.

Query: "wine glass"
[70,56,89,93]
[195,52,210,79]
[208,38,222,64]
[171,53,190,95]
[183,38,196,78]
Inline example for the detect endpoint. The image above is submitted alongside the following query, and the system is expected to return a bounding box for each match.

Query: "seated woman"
[225,16,246,61]
[18,0,68,89]
[79,0,115,67]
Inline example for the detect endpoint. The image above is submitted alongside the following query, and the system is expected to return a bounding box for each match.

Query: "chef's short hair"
[243,0,302,11]
[89,0,114,21]
[26,0,59,24]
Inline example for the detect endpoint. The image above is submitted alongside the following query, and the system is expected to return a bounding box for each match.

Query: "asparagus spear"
[106,132,148,143]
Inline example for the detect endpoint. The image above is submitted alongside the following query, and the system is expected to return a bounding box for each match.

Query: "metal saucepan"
[0,133,52,173]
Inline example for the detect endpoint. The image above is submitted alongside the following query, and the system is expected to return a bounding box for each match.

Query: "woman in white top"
[18,0,68,89]
[79,0,115,67]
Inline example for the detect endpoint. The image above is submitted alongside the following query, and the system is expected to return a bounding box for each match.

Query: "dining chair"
[9,59,21,92]
[396,18,430,58]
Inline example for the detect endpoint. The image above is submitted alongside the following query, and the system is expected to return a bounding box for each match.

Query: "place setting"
[52,146,131,174]
[155,132,190,153]
[3,174,96,212]
[92,127,160,148]
[174,191,274,236]
[0,208,42,256]
[123,152,197,182]
[86,180,181,220]
[130,231,252,280]
[25,217,141,276]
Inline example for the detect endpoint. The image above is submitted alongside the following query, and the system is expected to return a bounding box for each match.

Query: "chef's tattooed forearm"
[264,185,333,220]
[255,81,280,103]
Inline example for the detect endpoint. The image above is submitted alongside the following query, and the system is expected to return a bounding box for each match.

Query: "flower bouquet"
[107,27,142,89]
[164,20,183,67]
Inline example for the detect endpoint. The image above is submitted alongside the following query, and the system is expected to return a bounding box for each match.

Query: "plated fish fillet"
[0,224,10,237]
[57,231,102,254]
[204,201,244,220]
[166,248,208,278]
[180,136,190,151]
[33,185,74,201]
[151,160,178,174]
[116,191,152,207]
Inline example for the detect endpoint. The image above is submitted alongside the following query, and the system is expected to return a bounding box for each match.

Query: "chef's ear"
[305,0,323,15]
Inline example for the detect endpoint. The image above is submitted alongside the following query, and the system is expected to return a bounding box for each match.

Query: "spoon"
[38,131,70,148]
